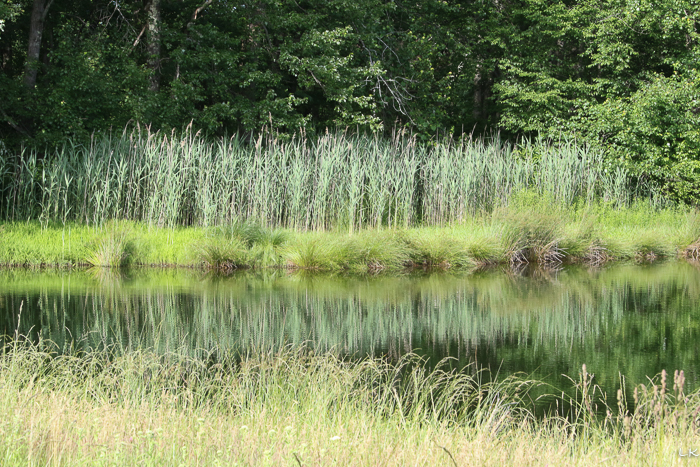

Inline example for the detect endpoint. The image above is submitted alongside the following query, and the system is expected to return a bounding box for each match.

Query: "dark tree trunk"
[473,64,483,121]
[147,0,161,92]
[24,0,53,89]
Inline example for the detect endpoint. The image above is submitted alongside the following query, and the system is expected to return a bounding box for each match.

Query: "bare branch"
[132,24,147,49]
[358,38,416,122]
[191,0,212,23]
[308,69,326,91]
[0,106,30,138]
[41,0,54,22]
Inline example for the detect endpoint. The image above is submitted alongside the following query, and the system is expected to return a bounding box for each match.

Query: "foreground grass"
[1,339,698,466]
[1,201,699,271]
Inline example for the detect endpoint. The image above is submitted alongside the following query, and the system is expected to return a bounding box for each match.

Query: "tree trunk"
[147,0,161,92]
[24,0,53,89]
[473,63,483,121]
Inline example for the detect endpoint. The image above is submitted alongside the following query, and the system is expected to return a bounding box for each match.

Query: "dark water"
[2,262,700,398]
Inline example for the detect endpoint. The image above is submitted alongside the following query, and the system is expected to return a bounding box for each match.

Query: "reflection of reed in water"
[1,263,699,390]
[86,266,126,284]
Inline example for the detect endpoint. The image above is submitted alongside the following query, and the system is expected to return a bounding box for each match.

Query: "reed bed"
[0,338,698,466]
[0,128,660,230]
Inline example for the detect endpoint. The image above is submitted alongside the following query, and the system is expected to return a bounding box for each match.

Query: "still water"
[1,262,700,395]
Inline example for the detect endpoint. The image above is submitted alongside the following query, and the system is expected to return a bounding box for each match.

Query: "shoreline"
[0,255,697,273]
[1,203,698,272]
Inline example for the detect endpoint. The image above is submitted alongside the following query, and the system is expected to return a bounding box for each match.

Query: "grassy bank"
[4,129,695,271]
[1,201,699,270]
[0,339,697,466]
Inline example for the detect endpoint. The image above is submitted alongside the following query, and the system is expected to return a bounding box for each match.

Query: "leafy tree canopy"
[1,0,699,203]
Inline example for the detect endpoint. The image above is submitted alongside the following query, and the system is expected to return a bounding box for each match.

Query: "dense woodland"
[1,0,699,203]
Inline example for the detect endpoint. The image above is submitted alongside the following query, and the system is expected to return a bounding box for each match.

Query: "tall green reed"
[0,127,660,230]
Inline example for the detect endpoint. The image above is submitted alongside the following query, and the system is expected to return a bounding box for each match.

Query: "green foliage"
[1,0,699,203]
[0,1,21,38]
[153,0,392,134]
[585,72,700,204]
[494,0,700,204]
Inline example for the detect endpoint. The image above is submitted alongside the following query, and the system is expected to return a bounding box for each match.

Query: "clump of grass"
[599,227,676,262]
[248,230,287,268]
[85,222,135,268]
[198,237,248,270]
[560,210,610,265]
[681,210,700,260]
[686,241,700,261]
[343,230,410,272]
[451,221,506,266]
[217,219,288,268]
[591,201,684,261]
[218,218,268,247]
[402,230,475,269]
[495,192,565,265]
[632,233,675,261]
[281,234,341,269]
[463,237,502,266]
[197,226,249,270]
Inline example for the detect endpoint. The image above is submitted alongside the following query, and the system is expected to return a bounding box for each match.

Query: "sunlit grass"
[0,339,698,466]
[1,201,698,270]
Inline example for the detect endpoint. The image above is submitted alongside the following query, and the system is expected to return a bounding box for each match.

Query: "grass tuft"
[403,230,475,269]
[1,339,700,466]
[281,234,340,269]
[344,230,410,272]
[495,193,565,265]
[85,222,135,268]
[197,234,248,270]
[682,210,700,260]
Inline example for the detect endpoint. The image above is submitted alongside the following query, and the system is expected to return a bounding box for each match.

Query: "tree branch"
[0,106,30,138]
[190,0,212,24]
[41,0,54,22]
[308,69,326,91]
[132,24,147,49]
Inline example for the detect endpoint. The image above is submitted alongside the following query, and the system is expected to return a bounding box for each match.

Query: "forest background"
[1,0,699,204]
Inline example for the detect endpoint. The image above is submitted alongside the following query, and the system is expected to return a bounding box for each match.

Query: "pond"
[2,262,700,403]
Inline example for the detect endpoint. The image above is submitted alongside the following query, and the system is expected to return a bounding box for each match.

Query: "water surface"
[2,262,699,397]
